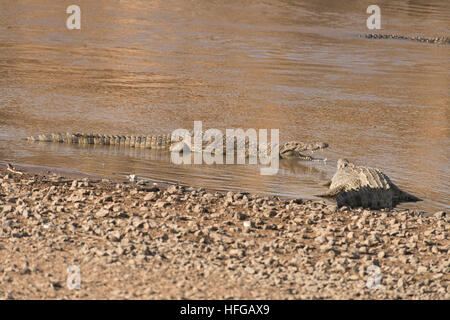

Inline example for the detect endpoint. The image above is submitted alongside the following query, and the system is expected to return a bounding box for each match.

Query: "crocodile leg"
[317,185,346,198]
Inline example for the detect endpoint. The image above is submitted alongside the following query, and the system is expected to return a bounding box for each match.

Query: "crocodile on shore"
[26,132,329,160]
[363,33,450,44]
[318,159,421,209]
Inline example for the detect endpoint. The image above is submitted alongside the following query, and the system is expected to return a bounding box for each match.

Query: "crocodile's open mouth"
[279,141,329,160]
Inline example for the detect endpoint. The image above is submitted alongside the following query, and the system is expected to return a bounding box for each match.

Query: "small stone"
[417,266,428,273]
[50,281,63,290]
[100,195,113,203]
[2,205,13,213]
[155,201,169,208]
[109,231,122,242]
[22,209,31,218]
[433,211,446,219]
[71,179,78,187]
[234,212,248,221]
[315,236,326,244]
[95,208,110,218]
[167,185,178,194]
[319,244,333,252]
[229,249,245,258]
[245,267,255,274]
[144,192,157,201]
[193,204,206,214]
[264,210,277,218]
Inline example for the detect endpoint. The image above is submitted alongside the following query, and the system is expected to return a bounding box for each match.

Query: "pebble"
[144,192,157,201]
[2,205,13,213]
[95,208,110,218]
[417,266,428,273]
[433,211,446,219]
[234,212,248,221]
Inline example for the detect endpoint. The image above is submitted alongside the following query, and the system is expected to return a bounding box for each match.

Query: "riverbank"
[0,164,448,299]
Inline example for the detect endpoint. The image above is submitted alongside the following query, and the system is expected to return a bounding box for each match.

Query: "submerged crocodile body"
[318,159,420,209]
[26,132,328,160]
[364,33,450,44]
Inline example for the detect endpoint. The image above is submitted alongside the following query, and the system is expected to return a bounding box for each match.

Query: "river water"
[0,0,448,212]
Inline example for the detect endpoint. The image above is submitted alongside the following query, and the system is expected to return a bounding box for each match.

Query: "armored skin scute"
[26,132,329,160]
[319,159,421,209]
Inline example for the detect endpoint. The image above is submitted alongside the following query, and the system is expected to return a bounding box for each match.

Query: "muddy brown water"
[0,0,448,212]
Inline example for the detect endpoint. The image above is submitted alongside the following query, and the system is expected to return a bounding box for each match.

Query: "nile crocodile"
[364,33,450,44]
[26,132,329,160]
[318,159,420,209]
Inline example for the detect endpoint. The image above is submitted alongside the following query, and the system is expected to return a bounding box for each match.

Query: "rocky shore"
[0,165,448,299]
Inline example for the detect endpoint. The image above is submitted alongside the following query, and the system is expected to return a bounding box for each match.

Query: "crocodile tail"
[27,133,84,143]
[397,190,421,203]
[27,133,176,149]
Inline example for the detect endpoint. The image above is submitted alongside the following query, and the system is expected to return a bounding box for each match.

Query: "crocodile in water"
[363,33,450,44]
[26,132,329,160]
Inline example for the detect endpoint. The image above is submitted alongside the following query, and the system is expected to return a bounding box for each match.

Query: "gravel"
[0,166,448,299]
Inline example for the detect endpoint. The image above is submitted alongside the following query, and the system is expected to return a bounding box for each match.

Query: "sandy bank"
[0,164,448,299]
